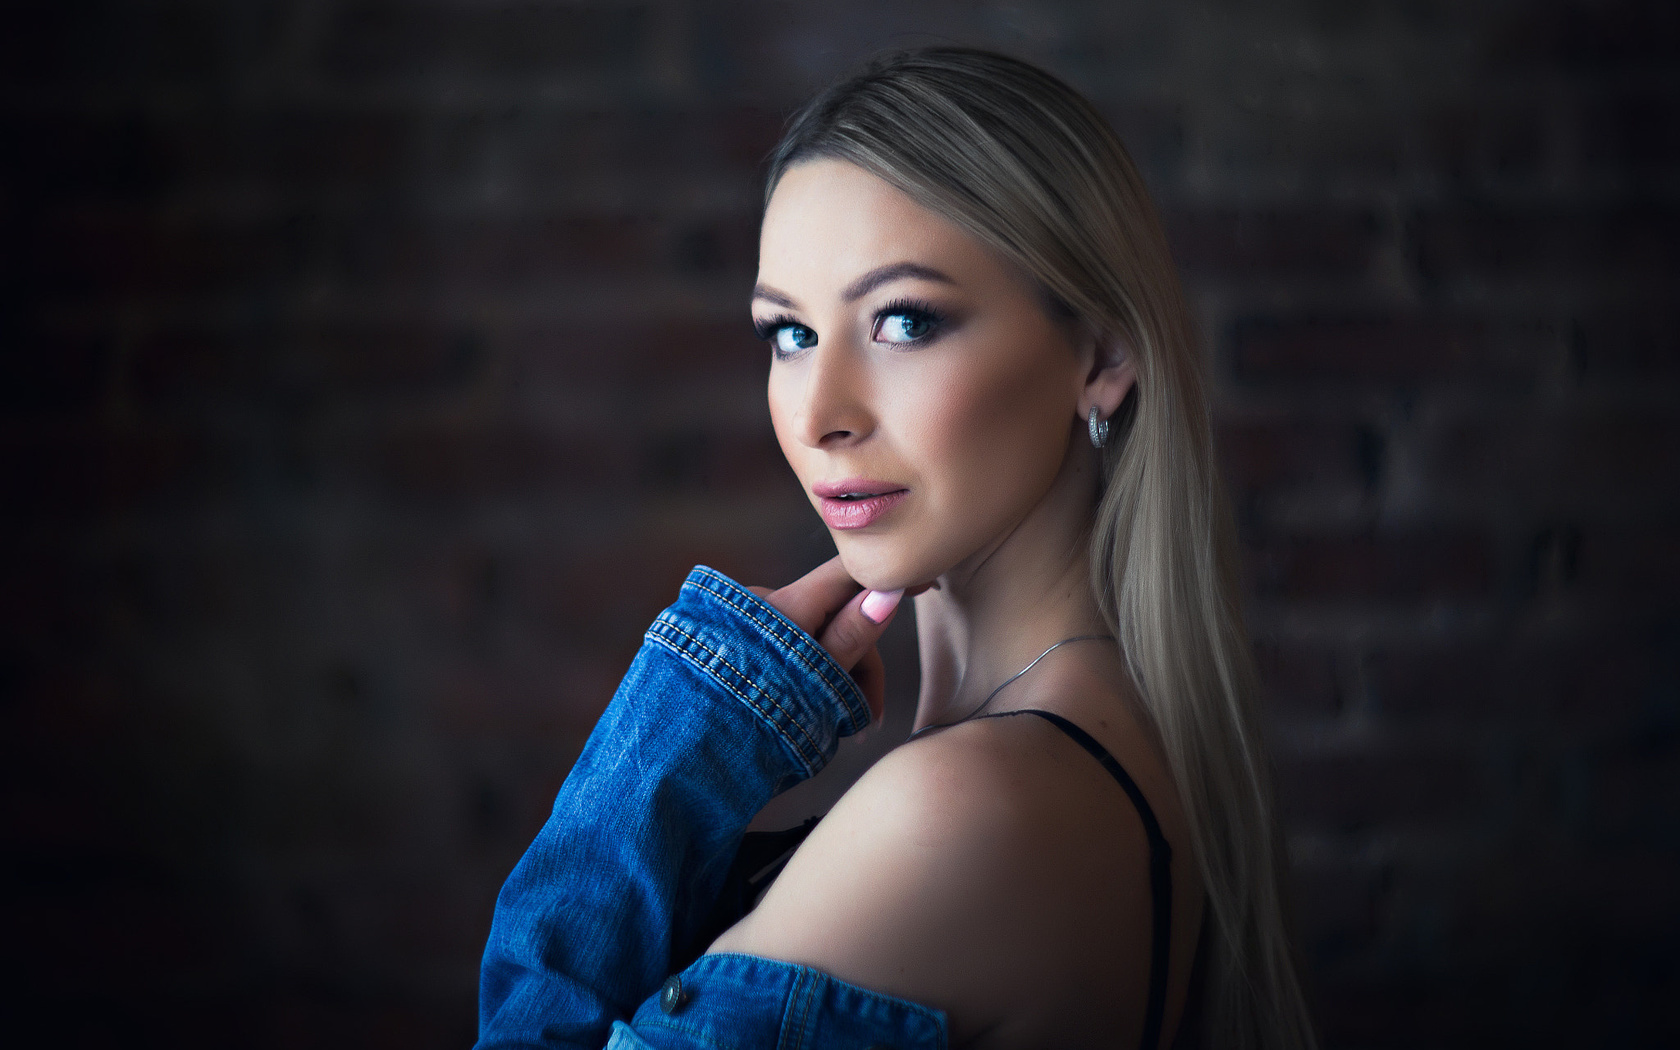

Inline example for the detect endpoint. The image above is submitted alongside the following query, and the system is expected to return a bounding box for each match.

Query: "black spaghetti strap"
[980,708,1173,1050]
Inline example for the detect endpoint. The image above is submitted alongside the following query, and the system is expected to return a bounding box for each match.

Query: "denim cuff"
[478,565,883,1050]
[646,566,872,778]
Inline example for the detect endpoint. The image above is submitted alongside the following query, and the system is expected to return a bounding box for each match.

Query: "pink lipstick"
[814,478,909,530]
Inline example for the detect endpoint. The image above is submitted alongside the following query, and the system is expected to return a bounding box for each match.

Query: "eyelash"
[752,313,803,344]
[871,298,946,346]
[752,299,951,359]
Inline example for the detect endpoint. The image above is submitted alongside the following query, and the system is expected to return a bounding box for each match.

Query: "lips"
[813,478,908,530]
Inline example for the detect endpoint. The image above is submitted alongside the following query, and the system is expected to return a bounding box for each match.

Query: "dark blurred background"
[2,1,1676,1047]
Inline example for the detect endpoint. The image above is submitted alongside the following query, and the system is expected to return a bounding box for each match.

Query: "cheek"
[902,351,1068,513]
[766,371,808,475]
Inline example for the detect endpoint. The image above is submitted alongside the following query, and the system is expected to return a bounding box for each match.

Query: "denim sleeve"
[476,565,885,1049]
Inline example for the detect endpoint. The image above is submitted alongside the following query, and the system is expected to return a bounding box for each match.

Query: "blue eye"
[871,300,945,346]
[773,324,817,355]
[753,313,817,357]
[876,313,932,343]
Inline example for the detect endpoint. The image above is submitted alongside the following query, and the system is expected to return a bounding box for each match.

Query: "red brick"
[1210,110,1406,185]
[361,421,634,500]
[331,211,758,289]
[671,213,761,274]
[1292,860,1387,963]
[1164,207,1380,278]
[1425,412,1680,510]
[1365,634,1655,721]
[132,319,489,409]
[1411,206,1680,284]
[1275,745,1481,830]
[126,309,490,414]
[1423,101,1550,187]
[1486,0,1680,72]
[506,526,804,650]
[1589,755,1680,858]
[160,110,417,193]
[0,3,240,92]
[0,324,111,413]
[1253,641,1342,719]
[328,214,652,288]
[637,425,787,494]
[506,317,765,387]
[1574,524,1680,609]
[430,658,618,741]
[345,418,784,501]
[1572,307,1680,378]
[0,113,167,202]
[0,422,216,517]
[288,322,486,397]
[354,420,790,504]
[1229,315,1543,386]
[1094,101,1186,180]
[432,107,784,188]
[1248,532,1496,603]
[39,208,749,302]
[321,2,652,81]
[128,326,254,408]
[41,210,312,297]
[1580,92,1680,176]
[1215,419,1377,494]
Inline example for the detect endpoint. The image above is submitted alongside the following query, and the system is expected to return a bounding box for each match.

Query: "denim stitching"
[686,569,869,727]
[687,575,839,692]
[645,622,822,769]
[686,570,842,680]
[709,592,859,716]
[694,954,949,1045]
[689,570,856,702]
[632,1019,733,1050]
[779,966,814,1050]
[642,629,811,768]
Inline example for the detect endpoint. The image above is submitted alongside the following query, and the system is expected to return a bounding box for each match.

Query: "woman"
[477,48,1316,1050]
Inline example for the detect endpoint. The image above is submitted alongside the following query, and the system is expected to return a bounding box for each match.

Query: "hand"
[747,556,905,727]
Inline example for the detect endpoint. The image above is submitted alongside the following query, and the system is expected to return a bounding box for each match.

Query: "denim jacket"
[476,566,949,1050]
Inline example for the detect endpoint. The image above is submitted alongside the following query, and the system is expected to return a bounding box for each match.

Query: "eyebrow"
[751,261,957,310]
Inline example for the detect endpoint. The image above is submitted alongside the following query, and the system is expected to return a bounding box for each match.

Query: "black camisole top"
[690,707,1174,1050]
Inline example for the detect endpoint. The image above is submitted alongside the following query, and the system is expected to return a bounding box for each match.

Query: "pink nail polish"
[860,588,904,624]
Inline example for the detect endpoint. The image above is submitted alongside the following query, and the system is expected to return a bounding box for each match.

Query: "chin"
[834,537,935,594]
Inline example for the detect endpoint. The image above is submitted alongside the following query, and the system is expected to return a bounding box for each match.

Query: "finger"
[850,644,886,726]
[817,586,902,676]
[766,555,861,636]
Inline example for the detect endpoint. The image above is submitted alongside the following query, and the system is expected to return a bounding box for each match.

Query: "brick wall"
[2,2,1675,1047]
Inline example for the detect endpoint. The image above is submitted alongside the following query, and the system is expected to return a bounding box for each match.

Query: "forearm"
[475,566,871,1049]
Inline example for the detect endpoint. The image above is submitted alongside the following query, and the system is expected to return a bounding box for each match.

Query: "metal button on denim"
[659,975,688,1015]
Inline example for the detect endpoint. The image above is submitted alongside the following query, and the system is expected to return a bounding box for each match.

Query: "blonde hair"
[766,48,1316,1050]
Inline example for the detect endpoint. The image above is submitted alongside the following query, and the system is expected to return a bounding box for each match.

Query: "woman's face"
[756,159,1101,592]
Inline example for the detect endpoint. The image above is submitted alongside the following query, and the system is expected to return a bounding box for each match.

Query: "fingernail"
[859,588,903,624]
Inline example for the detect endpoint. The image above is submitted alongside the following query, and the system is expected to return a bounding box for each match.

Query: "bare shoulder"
[707,714,1160,1046]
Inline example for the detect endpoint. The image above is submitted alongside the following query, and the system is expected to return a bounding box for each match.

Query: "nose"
[788,339,874,449]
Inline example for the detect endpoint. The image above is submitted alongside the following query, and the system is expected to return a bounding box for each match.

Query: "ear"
[1076,329,1137,426]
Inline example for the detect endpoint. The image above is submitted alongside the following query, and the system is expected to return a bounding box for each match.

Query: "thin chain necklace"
[909,634,1116,739]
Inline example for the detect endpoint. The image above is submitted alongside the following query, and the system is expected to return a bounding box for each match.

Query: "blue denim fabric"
[477,565,948,1050]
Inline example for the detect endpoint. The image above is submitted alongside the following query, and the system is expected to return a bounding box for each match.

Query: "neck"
[910,429,1111,733]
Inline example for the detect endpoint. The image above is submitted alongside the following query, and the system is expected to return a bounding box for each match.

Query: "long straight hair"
[764,48,1315,1049]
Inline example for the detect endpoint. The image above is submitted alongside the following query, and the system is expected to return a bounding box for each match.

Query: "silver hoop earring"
[1088,406,1109,448]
